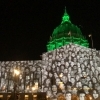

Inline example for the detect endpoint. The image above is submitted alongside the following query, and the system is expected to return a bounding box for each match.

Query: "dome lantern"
[61,7,71,24]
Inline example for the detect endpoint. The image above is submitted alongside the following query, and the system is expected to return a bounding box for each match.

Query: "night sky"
[0,0,100,61]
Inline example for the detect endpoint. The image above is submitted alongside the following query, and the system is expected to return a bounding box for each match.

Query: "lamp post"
[32,86,37,100]
[32,86,35,95]
[13,68,20,100]
[88,34,94,48]
[31,81,40,100]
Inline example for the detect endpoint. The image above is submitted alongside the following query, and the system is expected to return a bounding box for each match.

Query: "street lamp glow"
[32,87,35,91]
[14,69,20,75]
[59,73,63,77]
[59,82,64,89]
[27,86,30,90]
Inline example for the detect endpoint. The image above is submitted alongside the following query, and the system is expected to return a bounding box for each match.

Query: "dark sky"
[0,0,100,61]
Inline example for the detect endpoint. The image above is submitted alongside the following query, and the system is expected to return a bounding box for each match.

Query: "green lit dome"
[47,8,89,51]
[52,22,83,39]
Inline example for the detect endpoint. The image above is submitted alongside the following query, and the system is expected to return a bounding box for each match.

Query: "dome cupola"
[47,7,89,51]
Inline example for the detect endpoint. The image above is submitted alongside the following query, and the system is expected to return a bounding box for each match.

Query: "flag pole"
[68,31,72,43]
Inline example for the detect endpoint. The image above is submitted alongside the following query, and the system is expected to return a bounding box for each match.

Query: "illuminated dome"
[47,8,89,51]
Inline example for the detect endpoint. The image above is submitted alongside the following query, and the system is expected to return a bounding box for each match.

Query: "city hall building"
[0,8,100,100]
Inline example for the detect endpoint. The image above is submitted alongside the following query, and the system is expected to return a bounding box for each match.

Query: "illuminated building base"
[0,43,100,100]
[0,93,46,100]
[42,43,100,100]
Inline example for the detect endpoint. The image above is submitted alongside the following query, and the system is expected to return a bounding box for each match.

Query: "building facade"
[0,8,100,100]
